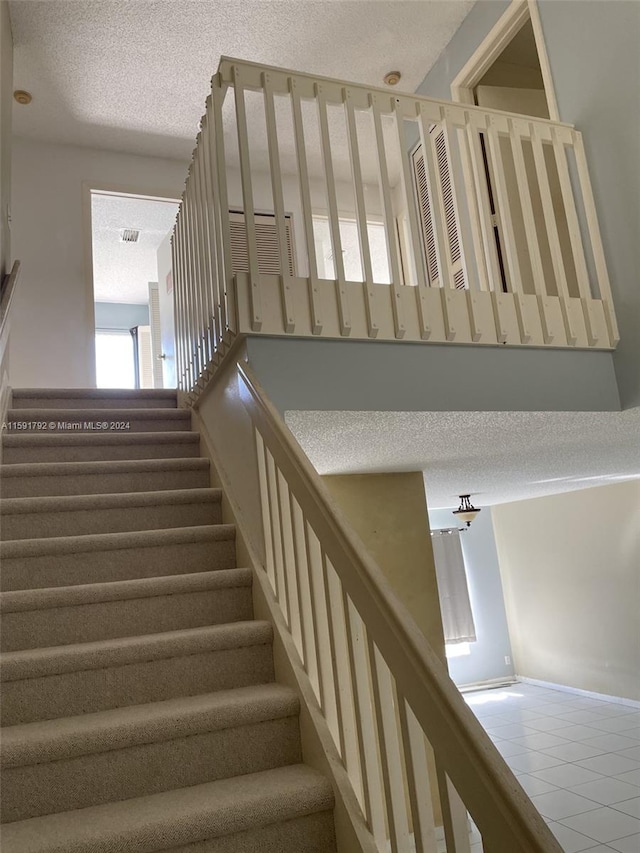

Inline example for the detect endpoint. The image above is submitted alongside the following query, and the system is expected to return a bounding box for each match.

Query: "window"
[95,331,136,389]
[312,216,391,284]
[431,529,477,645]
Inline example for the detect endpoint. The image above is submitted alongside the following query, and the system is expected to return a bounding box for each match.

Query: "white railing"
[0,261,21,434]
[196,357,563,852]
[173,57,619,394]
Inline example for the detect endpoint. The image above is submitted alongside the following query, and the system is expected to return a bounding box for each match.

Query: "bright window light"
[96,331,135,389]
[445,642,471,658]
[313,216,391,284]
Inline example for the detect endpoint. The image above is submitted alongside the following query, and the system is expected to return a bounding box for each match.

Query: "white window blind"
[431,530,477,645]
[412,129,466,290]
[229,210,295,276]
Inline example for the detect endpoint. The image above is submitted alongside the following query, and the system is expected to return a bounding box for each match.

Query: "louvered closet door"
[412,129,466,290]
[229,211,295,276]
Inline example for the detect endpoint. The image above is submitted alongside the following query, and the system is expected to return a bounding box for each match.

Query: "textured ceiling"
[10,0,475,162]
[285,408,640,508]
[91,194,179,303]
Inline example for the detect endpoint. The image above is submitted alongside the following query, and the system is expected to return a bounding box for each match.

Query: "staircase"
[0,389,336,853]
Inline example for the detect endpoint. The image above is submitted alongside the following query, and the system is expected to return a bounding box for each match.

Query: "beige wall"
[492,481,640,700]
[322,472,446,661]
[0,0,12,277]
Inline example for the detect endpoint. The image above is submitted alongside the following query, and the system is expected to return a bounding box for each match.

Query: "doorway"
[451,1,558,120]
[89,191,179,389]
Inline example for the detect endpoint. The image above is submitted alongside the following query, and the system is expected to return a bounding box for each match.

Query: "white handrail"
[234,360,563,853]
[0,261,21,342]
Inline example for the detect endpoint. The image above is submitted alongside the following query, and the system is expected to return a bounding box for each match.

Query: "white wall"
[493,480,640,701]
[10,135,374,388]
[428,506,515,688]
[10,138,188,387]
[0,0,12,277]
[94,302,149,330]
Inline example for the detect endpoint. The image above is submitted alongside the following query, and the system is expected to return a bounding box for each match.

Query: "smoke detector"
[383,71,401,86]
[14,90,32,105]
[120,229,140,243]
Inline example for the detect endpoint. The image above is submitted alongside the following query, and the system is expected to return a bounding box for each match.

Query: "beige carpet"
[0,389,336,852]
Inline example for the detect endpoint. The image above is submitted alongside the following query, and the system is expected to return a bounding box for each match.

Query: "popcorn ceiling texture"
[91,194,178,304]
[285,408,640,507]
[10,0,475,161]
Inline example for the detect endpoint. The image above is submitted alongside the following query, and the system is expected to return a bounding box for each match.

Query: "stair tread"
[1,683,299,767]
[2,431,200,447]
[0,457,208,478]
[1,621,273,682]
[1,567,252,613]
[1,524,235,558]
[0,764,333,853]
[7,407,188,419]
[0,488,221,516]
[12,389,178,400]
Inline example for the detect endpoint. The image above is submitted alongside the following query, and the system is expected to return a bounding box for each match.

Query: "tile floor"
[465,682,640,852]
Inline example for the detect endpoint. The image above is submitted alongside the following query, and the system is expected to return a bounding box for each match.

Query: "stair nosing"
[1,684,299,767]
[0,457,209,478]
[11,389,179,399]
[0,765,334,853]
[0,523,235,558]
[0,488,222,516]
[1,568,252,612]
[6,407,190,419]
[1,431,200,447]
[1,621,273,682]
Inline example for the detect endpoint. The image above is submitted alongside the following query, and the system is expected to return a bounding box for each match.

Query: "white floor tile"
[612,798,640,819]
[484,722,535,738]
[558,711,614,725]
[583,734,640,753]
[464,685,640,852]
[531,789,604,820]
[617,769,640,787]
[507,751,566,773]
[525,715,577,732]
[608,835,640,853]
[577,754,640,777]
[590,716,640,734]
[579,847,619,852]
[560,725,612,742]
[543,741,608,762]
[532,763,607,788]
[560,807,640,843]
[547,821,601,852]
[538,702,584,715]
[494,739,530,757]
[616,747,640,762]
[570,778,640,806]
[511,731,573,750]
[514,773,560,796]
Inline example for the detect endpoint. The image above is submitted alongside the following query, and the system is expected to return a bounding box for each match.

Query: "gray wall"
[428,506,515,688]
[415,0,640,410]
[0,0,12,277]
[245,336,620,414]
[94,301,149,331]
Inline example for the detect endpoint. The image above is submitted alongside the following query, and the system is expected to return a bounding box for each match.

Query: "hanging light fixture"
[452,495,481,528]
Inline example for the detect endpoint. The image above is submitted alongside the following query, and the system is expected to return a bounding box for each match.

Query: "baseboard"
[517,676,640,709]
[458,677,518,694]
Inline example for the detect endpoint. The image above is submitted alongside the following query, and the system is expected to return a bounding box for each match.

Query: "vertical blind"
[431,530,477,644]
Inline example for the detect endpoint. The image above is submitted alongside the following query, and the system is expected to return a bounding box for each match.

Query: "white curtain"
[431,530,477,645]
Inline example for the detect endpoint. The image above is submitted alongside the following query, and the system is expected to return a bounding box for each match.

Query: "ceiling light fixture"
[383,71,401,86]
[14,90,32,105]
[452,495,481,528]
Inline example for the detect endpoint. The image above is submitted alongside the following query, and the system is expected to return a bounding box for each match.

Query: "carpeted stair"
[0,389,336,853]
